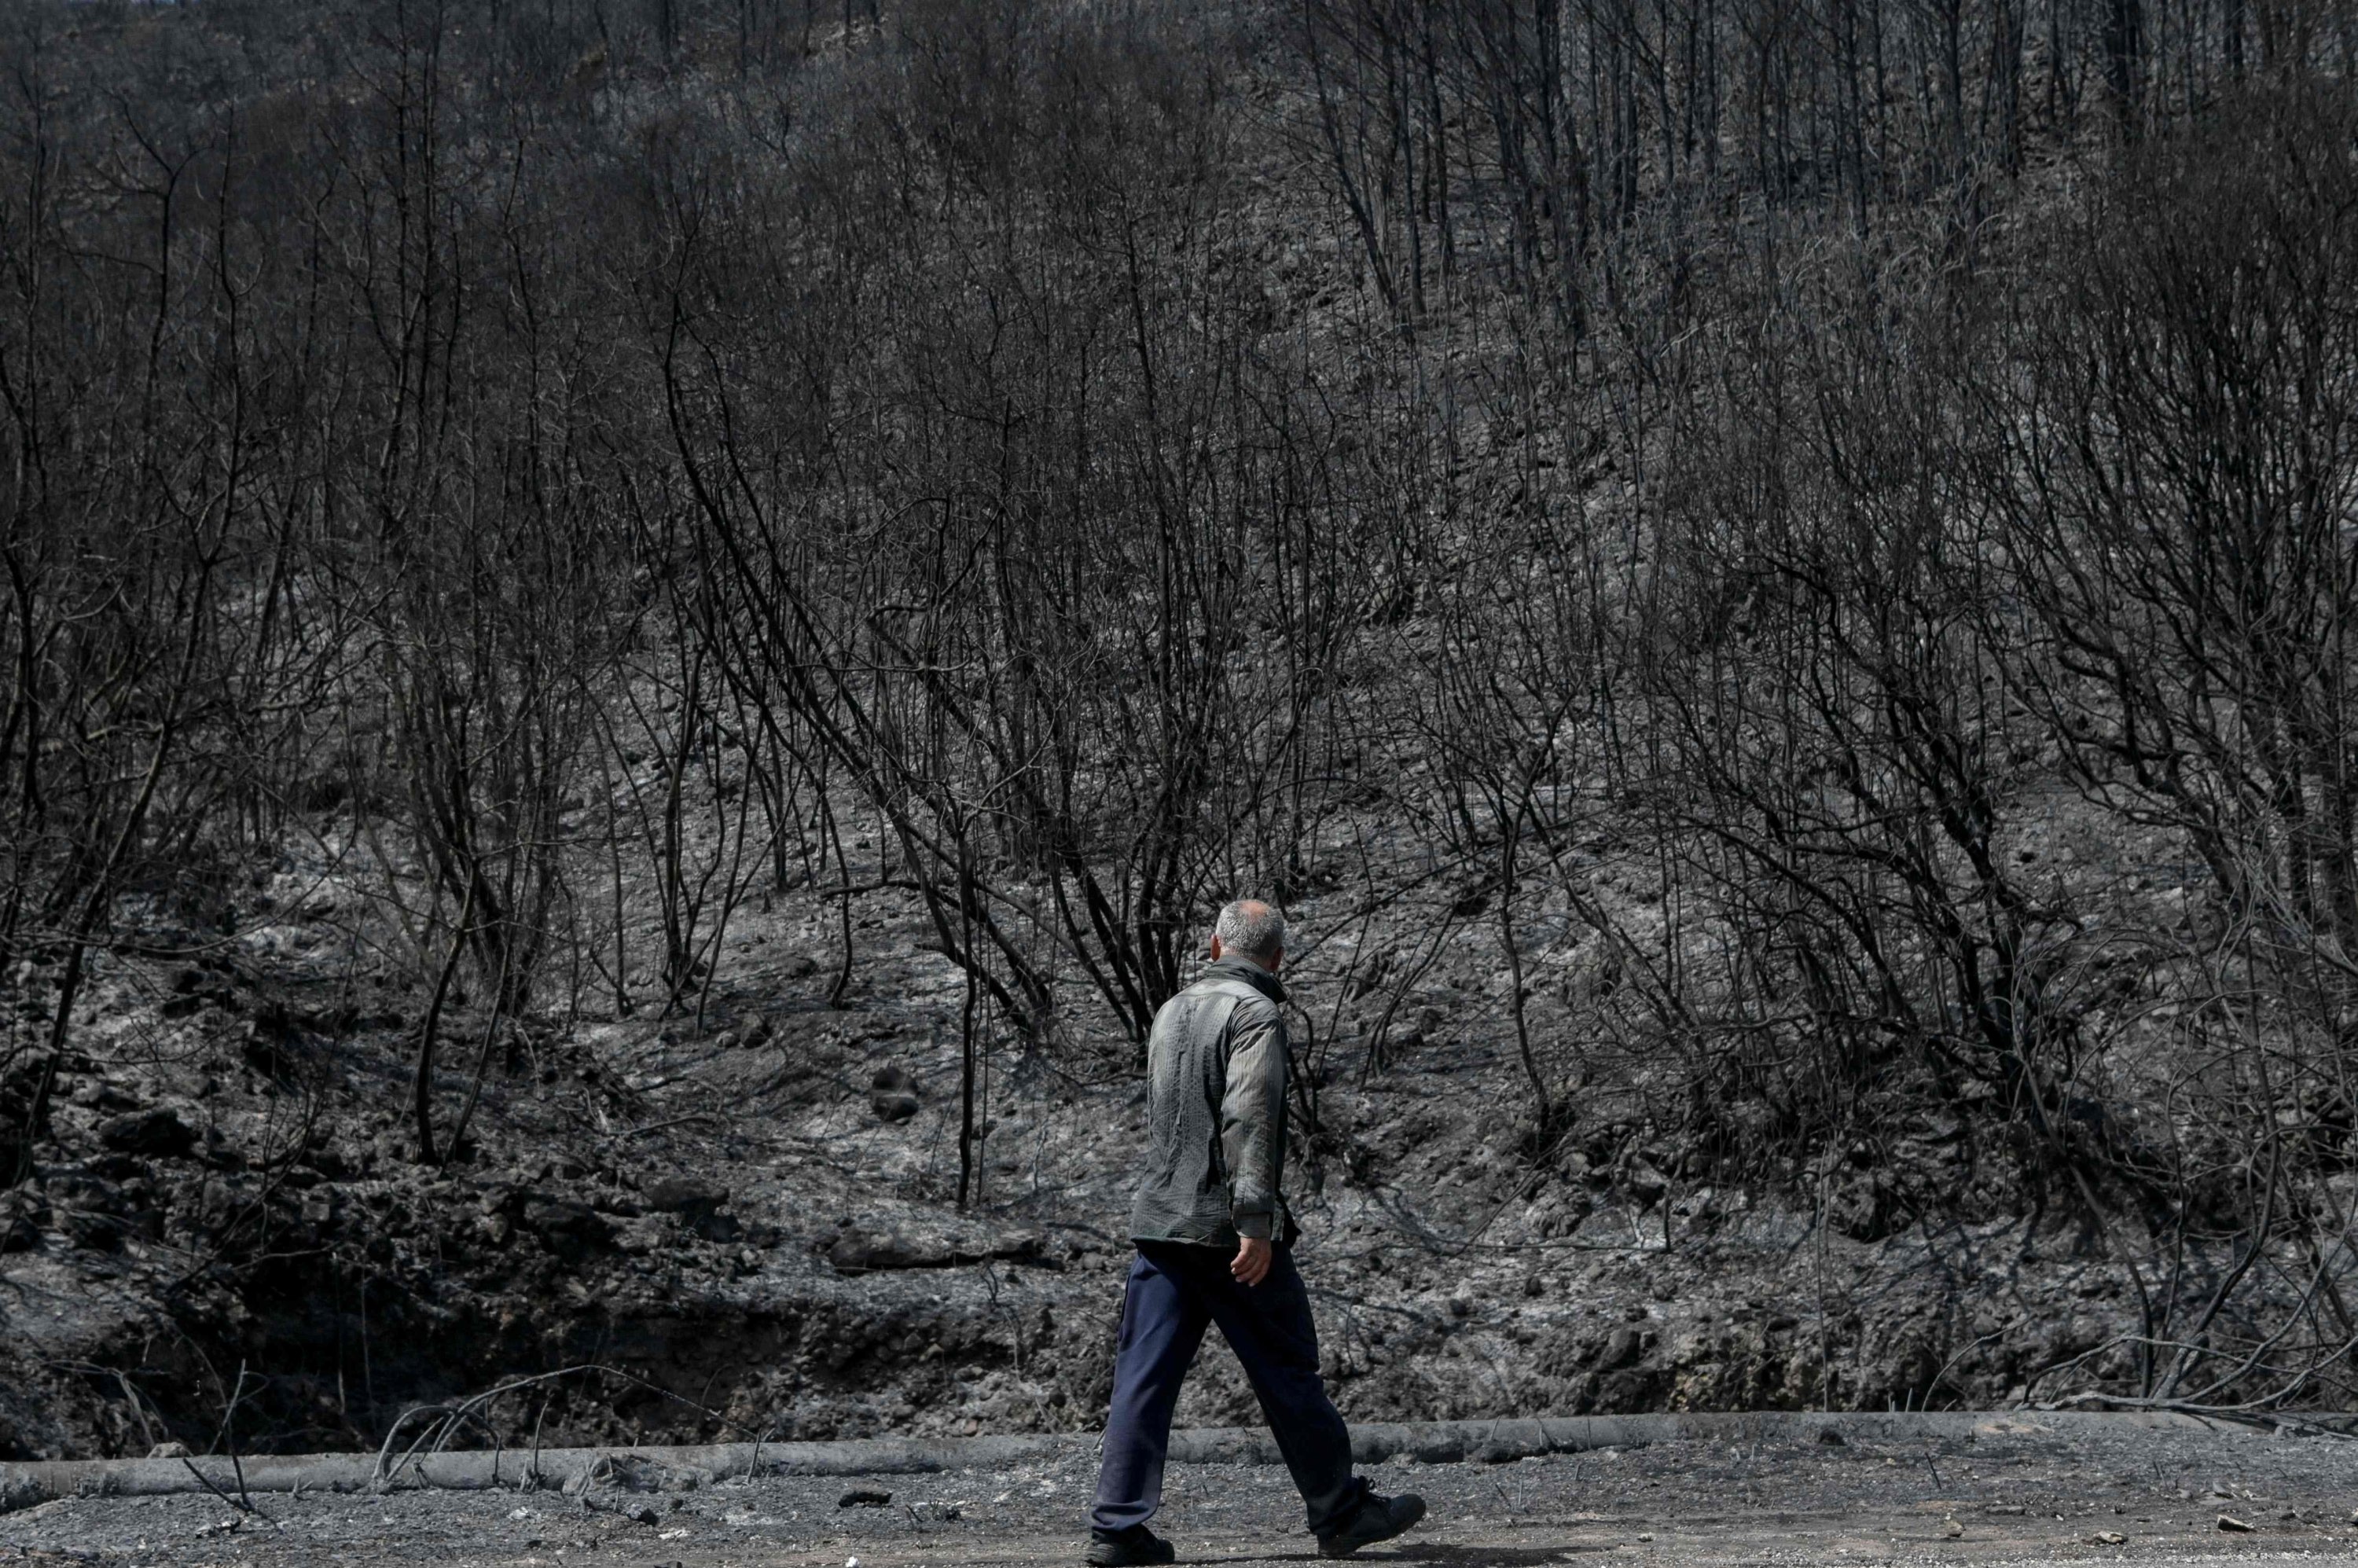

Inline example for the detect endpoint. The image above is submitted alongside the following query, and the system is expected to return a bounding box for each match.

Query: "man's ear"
[1210,935,1225,961]
[1267,947,1284,974]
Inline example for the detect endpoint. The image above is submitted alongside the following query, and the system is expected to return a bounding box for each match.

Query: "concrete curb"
[0,1410,2242,1513]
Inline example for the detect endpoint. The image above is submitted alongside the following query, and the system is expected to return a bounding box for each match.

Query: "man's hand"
[1232,1235,1273,1287]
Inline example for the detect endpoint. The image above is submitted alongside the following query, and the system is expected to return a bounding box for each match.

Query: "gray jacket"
[1127,957,1293,1247]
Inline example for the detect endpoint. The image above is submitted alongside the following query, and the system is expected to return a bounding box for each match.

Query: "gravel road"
[5,1417,2353,1568]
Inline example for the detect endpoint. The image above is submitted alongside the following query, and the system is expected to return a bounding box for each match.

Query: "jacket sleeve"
[1218,1000,1288,1239]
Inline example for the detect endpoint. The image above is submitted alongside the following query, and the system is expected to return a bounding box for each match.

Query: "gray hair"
[1214,898,1289,963]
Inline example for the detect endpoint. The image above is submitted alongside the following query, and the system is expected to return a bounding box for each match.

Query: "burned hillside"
[1,0,2354,1458]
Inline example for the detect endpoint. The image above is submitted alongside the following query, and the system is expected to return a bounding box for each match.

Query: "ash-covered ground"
[6,1416,2357,1567]
[0,843,2265,1460]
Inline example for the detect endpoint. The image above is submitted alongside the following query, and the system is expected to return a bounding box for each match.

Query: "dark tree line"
[2,0,2355,1410]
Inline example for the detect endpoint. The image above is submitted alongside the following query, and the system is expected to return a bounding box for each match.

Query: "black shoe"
[1087,1524,1177,1566]
[1317,1491,1427,1558]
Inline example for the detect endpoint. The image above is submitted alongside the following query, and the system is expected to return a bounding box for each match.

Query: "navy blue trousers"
[1090,1239,1365,1537]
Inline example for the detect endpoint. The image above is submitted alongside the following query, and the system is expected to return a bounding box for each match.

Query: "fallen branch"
[373,1362,770,1490]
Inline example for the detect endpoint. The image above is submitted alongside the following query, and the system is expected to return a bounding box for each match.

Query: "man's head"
[1210,898,1288,972]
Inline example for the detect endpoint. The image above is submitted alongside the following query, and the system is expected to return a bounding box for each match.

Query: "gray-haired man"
[1085,899,1426,1565]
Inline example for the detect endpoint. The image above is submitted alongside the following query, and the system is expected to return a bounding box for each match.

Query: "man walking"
[1086,899,1426,1565]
